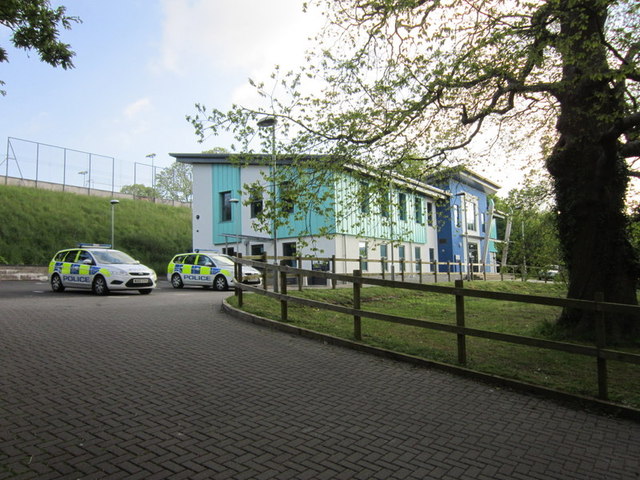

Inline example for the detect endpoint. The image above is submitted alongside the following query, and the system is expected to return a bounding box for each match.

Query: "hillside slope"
[0,185,192,274]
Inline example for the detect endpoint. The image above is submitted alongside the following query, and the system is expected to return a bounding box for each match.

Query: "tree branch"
[620,140,640,159]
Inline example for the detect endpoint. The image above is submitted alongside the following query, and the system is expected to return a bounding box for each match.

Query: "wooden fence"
[236,253,554,287]
[231,255,640,403]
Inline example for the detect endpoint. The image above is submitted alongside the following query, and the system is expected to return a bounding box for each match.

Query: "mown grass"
[227,281,640,409]
[0,184,192,274]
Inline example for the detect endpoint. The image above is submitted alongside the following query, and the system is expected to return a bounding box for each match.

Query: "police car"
[49,244,157,295]
[167,252,261,290]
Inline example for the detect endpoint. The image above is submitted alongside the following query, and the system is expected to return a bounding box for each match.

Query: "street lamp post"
[110,199,119,247]
[257,116,278,292]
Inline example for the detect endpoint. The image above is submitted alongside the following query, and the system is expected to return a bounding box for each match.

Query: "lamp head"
[257,116,277,128]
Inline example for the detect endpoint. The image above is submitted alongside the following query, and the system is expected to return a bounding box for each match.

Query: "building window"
[427,202,434,227]
[250,194,263,219]
[251,244,264,257]
[398,245,406,272]
[220,191,232,222]
[481,212,486,233]
[415,196,423,224]
[359,241,368,271]
[280,181,294,215]
[415,246,421,272]
[380,244,388,272]
[454,204,461,228]
[466,199,478,232]
[359,181,369,214]
[429,248,435,272]
[399,192,407,221]
[381,192,390,218]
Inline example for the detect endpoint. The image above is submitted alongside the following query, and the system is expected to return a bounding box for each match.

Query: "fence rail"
[231,255,640,403]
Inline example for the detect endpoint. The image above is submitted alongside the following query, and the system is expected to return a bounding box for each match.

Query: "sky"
[0,0,326,190]
[0,0,525,194]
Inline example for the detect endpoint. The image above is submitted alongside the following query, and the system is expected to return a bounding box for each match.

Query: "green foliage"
[493,180,562,273]
[0,0,79,95]
[155,162,193,202]
[0,185,192,274]
[120,184,158,198]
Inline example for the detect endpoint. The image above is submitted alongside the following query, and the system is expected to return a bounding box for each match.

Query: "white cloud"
[124,98,152,118]
[158,0,325,76]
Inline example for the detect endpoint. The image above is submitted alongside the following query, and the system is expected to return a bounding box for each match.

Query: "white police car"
[167,252,261,290]
[49,244,157,295]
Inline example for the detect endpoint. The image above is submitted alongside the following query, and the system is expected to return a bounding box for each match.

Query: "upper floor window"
[359,181,370,214]
[454,204,461,228]
[220,191,232,222]
[280,181,294,215]
[381,192,390,218]
[250,194,263,219]
[466,199,478,232]
[415,196,423,224]
[399,192,407,221]
[427,202,434,227]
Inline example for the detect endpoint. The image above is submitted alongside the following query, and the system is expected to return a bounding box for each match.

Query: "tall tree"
[190,0,640,338]
[0,0,79,95]
[155,162,192,203]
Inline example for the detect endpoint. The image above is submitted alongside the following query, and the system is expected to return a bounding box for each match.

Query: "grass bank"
[0,184,191,274]
[227,281,640,409]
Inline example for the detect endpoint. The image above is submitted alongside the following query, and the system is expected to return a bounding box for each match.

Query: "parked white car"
[167,252,261,290]
[49,244,157,295]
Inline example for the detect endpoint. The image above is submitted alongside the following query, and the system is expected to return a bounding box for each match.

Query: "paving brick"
[1,282,639,479]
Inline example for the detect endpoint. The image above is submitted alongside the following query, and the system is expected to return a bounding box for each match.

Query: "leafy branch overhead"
[190,1,640,338]
[0,0,80,95]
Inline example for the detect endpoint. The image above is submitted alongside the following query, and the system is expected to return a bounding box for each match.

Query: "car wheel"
[171,273,184,289]
[92,275,109,296]
[213,275,228,291]
[139,289,152,295]
[50,274,65,292]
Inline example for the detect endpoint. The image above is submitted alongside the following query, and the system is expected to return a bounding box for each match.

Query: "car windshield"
[91,250,138,265]
[211,255,235,267]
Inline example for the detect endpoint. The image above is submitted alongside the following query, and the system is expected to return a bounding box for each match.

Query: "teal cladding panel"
[212,164,241,244]
[276,182,335,239]
[334,174,427,243]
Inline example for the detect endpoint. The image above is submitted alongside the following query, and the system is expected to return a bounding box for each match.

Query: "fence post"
[401,259,405,282]
[381,257,385,280]
[483,262,487,281]
[595,292,608,400]
[297,255,303,291]
[280,261,288,323]
[261,252,268,290]
[455,279,467,365]
[234,254,242,305]
[331,254,337,289]
[433,261,438,283]
[459,260,463,281]
[447,261,451,282]
[418,261,423,284]
[353,270,362,341]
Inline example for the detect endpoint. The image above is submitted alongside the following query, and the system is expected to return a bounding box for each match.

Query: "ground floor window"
[359,241,368,271]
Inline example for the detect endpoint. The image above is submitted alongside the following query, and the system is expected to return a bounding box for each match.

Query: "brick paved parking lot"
[1,280,639,479]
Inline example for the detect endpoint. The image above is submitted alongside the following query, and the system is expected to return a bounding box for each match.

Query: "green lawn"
[227,281,640,409]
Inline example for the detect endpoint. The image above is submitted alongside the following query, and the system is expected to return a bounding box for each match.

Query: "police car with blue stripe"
[167,252,261,290]
[49,244,157,295]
